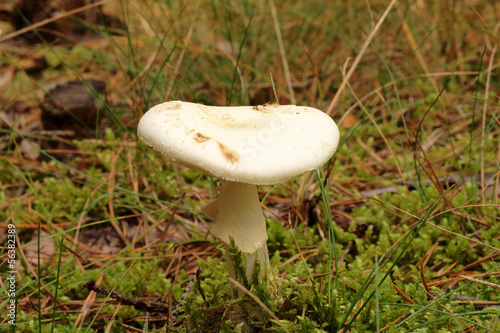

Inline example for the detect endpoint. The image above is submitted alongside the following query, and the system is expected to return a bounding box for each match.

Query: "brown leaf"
[24,231,55,265]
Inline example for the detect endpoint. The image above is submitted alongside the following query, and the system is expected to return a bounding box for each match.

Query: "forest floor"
[0,0,499,332]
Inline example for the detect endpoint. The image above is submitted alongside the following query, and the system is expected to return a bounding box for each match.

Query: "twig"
[83,280,169,313]
[172,268,201,317]
[185,314,191,333]
[142,312,149,333]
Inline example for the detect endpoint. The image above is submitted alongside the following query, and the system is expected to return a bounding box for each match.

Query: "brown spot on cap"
[193,133,238,163]
[194,132,210,143]
[217,142,239,164]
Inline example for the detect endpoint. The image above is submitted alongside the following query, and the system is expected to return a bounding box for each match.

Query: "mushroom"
[137,100,339,309]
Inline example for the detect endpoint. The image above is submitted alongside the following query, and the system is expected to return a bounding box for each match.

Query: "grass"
[1,0,500,332]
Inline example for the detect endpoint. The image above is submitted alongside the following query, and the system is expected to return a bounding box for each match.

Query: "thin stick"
[326,0,398,115]
[83,280,170,313]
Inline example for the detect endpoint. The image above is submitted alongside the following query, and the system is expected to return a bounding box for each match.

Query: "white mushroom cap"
[137,101,339,185]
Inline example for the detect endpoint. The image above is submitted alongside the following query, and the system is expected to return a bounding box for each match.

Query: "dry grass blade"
[227,278,291,333]
[459,275,500,289]
[75,274,104,327]
[326,0,398,115]
[346,81,407,186]
[399,16,440,97]
[300,41,322,105]
[0,0,111,43]
[467,1,500,48]
[419,259,432,296]
[450,254,500,278]
[418,280,476,331]
[429,204,498,223]
[107,144,129,246]
[391,283,416,304]
[480,33,498,206]
[337,67,500,126]
[379,312,412,332]
[260,202,312,273]
[423,241,440,267]
[458,300,500,308]
[269,0,295,104]
[425,221,500,253]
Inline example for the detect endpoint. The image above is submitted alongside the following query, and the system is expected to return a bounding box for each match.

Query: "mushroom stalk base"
[205,180,271,284]
[224,242,269,327]
[224,241,270,292]
[203,180,271,323]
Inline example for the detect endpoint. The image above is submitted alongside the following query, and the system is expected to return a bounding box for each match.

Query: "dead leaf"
[24,231,56,265]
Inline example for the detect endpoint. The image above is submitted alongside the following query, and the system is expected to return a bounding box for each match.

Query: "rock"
[41,79,106,138]
[14,0,94,41]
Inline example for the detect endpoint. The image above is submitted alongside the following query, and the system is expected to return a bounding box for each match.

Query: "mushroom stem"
[224,238,270,290]
[204,180,271,286]
[224,242,268,326]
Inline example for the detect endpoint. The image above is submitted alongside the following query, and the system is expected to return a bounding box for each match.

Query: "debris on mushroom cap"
[137,101,340,185]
